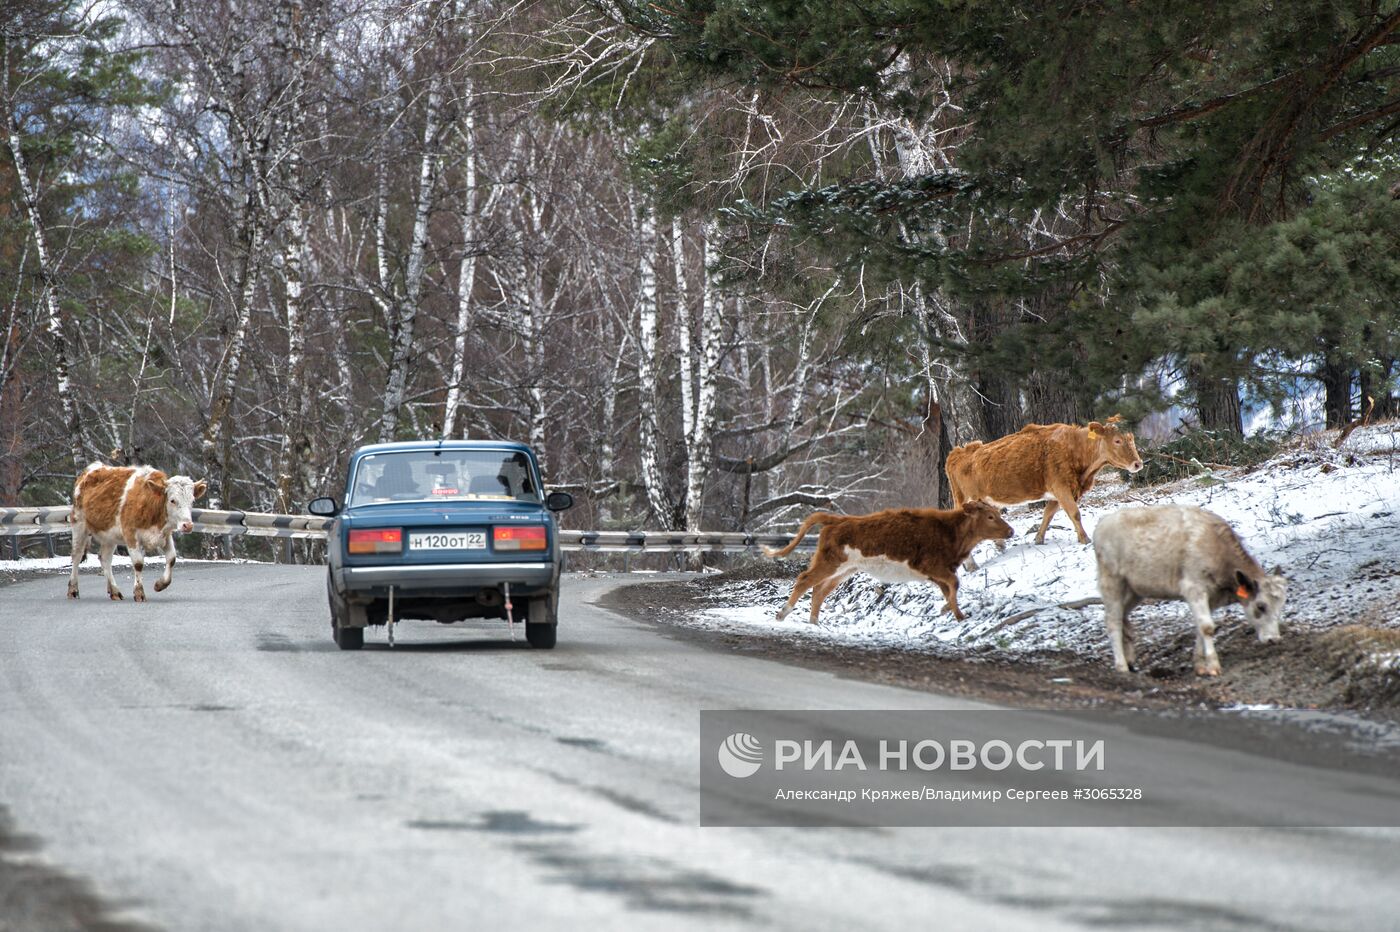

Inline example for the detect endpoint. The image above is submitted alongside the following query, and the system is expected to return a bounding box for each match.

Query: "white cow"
[1093,505,1286,676]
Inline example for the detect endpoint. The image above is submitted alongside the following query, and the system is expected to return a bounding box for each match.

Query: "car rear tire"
[526,592,558,649]
[526,621,556,649]
[334,623,365,650]
[328,571,366,651]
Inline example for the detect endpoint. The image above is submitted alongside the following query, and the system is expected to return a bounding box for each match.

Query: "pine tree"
[2,0,156,482]
[621,0,1400,434]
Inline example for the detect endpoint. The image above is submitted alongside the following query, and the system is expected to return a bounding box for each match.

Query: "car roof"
[351,440,535,457]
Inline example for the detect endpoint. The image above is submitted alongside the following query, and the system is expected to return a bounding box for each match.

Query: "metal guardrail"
[0,506,814,553]
[0,506,333,540]
[562,529,811,553]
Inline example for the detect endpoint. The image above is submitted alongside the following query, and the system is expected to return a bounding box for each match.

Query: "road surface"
[1,565,1397,930]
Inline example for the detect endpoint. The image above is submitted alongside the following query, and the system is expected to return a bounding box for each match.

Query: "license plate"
[409,531,486,551]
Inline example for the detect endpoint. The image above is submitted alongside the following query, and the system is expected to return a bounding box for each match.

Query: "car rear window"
[349,450,541,505]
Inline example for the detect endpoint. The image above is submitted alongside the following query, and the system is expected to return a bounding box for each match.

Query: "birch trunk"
[379,68,444,442]
[635,204,673,528]
[443,111,478,439]
[683,220,723,538]
[274,206,309,515]
[671,217,694,439]
[526,261,548,471]
[202,224,261,510]
[273,0,311,517]
[598,330,625,523]
[3,58,84,468]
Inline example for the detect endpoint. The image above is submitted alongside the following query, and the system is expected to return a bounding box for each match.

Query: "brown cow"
[763,502,1014,623]
[946,418,1144,547]
[67,463,207,602]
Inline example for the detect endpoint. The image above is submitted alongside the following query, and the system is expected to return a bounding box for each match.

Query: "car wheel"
[334,623,365,650]
[526,621,556,649]
[526,592,557,649]
[328,571,365,651]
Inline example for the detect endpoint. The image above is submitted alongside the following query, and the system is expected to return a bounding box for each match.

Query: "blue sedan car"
[308,441,573,650]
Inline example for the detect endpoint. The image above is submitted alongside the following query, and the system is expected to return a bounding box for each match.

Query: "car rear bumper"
[339,560,556,593]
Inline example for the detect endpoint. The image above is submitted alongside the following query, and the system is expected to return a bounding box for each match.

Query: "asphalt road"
[2,564,1399,931]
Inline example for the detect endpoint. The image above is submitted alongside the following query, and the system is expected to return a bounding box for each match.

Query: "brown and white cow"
[764,502,1014,623]
[67,463,208,602]
[1094,505,1286,676]
[946,417,1144,547]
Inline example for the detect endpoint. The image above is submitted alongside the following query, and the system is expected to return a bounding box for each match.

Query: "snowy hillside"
[696,423,1400,665]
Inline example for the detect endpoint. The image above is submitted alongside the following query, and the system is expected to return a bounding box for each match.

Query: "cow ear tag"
[1235,584,1251,599]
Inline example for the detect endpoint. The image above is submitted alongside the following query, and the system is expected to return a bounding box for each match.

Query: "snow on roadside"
[2,554,263,572]
[696,422,1400,661]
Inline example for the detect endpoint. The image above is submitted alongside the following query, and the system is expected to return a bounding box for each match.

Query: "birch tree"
[632,200,674,527]
[681,219,723,533]
[2,52,84,469]
[379,4,447,442]
[271,0,317,514]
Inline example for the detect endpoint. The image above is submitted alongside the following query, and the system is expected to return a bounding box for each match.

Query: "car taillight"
[493,525,547,551]
[349,528,403,554]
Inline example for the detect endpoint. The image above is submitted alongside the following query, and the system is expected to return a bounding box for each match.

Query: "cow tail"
[763,512,839,558]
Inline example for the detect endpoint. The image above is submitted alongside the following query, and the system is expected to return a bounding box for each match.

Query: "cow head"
[146,474,209,533]
[1087,416,1144,474]
[961,501,1014,542]
[1236,567,1287,642]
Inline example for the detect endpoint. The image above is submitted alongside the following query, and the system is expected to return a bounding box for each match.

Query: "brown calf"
[67,463,207,602]
[946,418,1144,546]
[764,502,1014,623]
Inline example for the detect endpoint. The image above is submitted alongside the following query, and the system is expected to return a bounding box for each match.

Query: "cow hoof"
[67,588,78,599]
[154,579,170,592]
[1127,663,1139,673]
[134,589,146,603]
[1194,663,1221,677]
[109,591,124,601]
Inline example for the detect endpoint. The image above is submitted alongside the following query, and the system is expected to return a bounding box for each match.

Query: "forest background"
[3,0,1398,553]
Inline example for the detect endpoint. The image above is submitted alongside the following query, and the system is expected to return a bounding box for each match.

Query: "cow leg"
[1121,601,1140,669]
[130,543,147,602]
[68,523,90,599]
[1035,500,1060,544]
[99,542,123,600]
[1098,574,1133,672]
[777,559,837,621]
[1185,589,1221,676]
[154,536,176,592]
[1047,483,1089,544]
[927,569,963,620]
[808,571,851,625]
